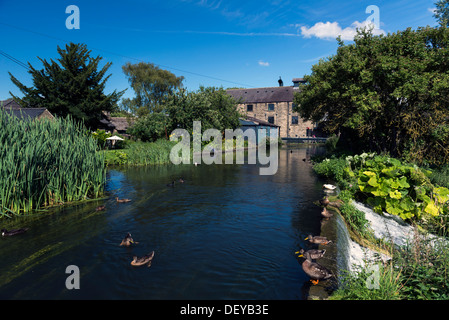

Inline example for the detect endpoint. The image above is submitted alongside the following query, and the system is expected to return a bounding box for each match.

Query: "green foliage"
[0,111,106,217]
[434,0,449,27]
[331,262,402,300]
[332,236,449,300]
[9,43,124,129]
[339,201,372,239]
[314,154,449,222]
[103,140,176,166]
[121,61,184,116]
[294,26,449,166]
[313,157,356,190]
[355,156,449,220]
[324,134,340,153]
[127,112,169,142]
[167,86,241,135]
[91,129,112,149]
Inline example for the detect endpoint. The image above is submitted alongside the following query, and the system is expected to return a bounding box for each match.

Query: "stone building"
[1,98,54,121]
[227,78,318,139]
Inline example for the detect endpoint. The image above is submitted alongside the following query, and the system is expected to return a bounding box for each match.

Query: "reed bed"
[0,111,106,217]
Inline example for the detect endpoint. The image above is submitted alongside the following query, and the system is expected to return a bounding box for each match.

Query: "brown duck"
[299,251,333,285]
[296,248,326,260]
[120,233,138,247]
[321,207,333,219]
[131,251,155,267]
[116,197,131,203]
[305,235,332,245]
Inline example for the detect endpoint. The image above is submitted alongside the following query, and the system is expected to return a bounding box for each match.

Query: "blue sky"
[0,0,439,102]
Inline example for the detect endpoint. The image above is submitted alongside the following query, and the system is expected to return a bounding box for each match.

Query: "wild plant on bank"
[0,111,106,217]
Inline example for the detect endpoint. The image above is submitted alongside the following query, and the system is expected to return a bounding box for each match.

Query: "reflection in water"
[0,146,327,299]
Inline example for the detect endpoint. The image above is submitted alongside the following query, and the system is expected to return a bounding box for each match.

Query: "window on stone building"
[292,116,299,124]
[247,104,253,112]
[268,103,275,111]
[267,116,275,124]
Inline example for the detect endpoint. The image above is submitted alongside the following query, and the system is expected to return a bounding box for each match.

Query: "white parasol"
[106,135,124,146]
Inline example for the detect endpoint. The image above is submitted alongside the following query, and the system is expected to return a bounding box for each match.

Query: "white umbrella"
[106,135,124,146]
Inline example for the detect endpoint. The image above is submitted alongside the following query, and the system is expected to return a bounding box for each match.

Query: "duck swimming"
[1,228,28,237]
[120,233,138,246]
[116,197,131,203]
[305,235,332,245]
[298,251,333,285]
[178,177,185,183]
[323,184,337,190]
[296,248,326,260]
[131,251,155,267]
[96,205,106,211]
[166,181,175,187]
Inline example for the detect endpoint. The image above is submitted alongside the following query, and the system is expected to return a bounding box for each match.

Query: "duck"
[131,251,155,267]
[319,197,330,207]
[120,233,138,246]
[296,248,326,260]
[1,228,28,237]
[178,177,185,183]
[323,184,337,190]
[96,205,106,211]
[305,234,332,245]
[321,207,333,219]
[166,181,175,187]
[299,251,333,285]
[116,197,131,203]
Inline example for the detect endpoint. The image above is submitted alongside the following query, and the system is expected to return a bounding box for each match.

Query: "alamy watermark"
[65,265,80,289]
[169,121,279,176]
[65,5,80,30]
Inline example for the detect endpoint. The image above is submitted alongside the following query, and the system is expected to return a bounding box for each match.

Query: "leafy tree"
[127,86,241,142]
[9,43,124,129]
[166,86,241,135]
[122,62,184,116]
[127,112,169,142]
[294,27,449,166]
[434,0,449,27]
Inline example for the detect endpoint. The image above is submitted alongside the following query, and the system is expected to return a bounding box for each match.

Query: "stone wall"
[237,102,315,138]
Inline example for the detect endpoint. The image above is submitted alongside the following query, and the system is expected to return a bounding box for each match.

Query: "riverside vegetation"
[313,152,449,299]
[0,111,106,218]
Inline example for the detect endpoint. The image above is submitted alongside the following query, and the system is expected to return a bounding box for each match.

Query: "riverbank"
[310,153,449,299]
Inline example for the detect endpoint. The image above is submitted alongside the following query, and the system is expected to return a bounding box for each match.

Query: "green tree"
[166,86,241,135]
[127,112,169,142]
[9,43,124,129]
[434,0,449,27]
[127,86,241,142]
[122,62,184,116]
[294,27,449,165]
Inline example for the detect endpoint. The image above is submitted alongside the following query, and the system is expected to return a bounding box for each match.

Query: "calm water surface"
[0,147,326,299]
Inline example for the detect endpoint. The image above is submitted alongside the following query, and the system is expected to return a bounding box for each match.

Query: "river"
[0,146,328,299]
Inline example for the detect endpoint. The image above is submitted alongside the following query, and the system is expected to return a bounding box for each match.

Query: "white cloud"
[300,20,385,41]
[258,60,270,67]
[428,7,437,15]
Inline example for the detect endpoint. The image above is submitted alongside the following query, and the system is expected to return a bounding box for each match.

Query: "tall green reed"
[0,111,106,217]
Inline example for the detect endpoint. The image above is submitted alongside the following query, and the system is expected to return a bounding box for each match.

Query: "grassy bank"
[0,112,106,218]
[103,139,176,166]
[312,153,449,299]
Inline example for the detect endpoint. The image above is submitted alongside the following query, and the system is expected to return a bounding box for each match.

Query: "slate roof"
[3,108,51,121]
[239,116,280,128]
[227,86,294,104]
[1,98,54,121]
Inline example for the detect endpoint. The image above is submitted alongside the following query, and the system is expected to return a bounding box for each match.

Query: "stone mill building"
[227,78,319,140]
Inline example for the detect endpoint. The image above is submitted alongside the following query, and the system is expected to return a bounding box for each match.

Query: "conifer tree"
[9,43,124,129]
